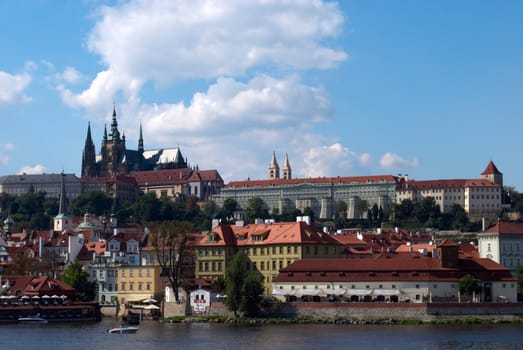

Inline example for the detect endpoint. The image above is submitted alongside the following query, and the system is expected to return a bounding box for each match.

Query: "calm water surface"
[0,319,522,350]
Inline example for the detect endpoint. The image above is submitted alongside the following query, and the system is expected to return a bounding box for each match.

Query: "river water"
[1,319,522,350]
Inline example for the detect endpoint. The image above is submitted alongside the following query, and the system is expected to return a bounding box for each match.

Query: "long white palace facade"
[213,156,504,221]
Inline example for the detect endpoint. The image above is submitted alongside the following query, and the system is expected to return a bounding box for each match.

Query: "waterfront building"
[116,265,162,306]
[194,218,343,295]
[478,219,523,273]
[272,240,517,303]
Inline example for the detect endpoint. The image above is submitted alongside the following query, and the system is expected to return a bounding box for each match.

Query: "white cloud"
[59,0,346,112]
[379,152,419,169]
[0,71,32,106]
[131,75,333,142]
[18,164,48,175]
[59,67,86,84]
[302,143,374,178]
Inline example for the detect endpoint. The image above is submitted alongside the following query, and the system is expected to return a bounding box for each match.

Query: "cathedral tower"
[100,105,127,177]
[282,153,292,179]
[269,152,280,179]
[81,122,97,178]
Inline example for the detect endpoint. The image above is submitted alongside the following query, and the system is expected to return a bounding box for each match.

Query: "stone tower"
[269,152,280,179]
[282,153,292,180]
[480,161,503,187]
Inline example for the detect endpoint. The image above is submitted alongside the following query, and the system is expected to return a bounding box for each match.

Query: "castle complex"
[214,155,504,221]
[81,106,187,178]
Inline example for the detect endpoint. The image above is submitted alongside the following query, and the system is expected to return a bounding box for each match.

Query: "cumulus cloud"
[18,164,48,175]
[0,71,32,106]
[59,0,346,112]
[379,152,419,169]
[302,143,374,178]
[131,75,333,142]
[57,0,353,181]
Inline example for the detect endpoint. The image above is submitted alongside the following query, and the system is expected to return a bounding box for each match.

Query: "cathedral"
[81,106,188,178]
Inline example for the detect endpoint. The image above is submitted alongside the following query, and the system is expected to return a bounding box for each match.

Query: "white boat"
[18,316,48,324]
[107,325,139,334]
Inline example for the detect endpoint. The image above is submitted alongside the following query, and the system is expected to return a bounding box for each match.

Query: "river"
[1,319,522,349]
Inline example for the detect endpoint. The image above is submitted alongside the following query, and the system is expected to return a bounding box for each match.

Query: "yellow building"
[194,218,343,295]
[116,265,162,305]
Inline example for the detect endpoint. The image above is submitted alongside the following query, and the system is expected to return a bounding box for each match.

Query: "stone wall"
[206,302,523,321]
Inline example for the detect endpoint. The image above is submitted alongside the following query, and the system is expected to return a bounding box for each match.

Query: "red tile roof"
[482,220,523,234]
[224,175,398,189]
[481,161,502,175]
[274,253,514,283]
[196,222,341,247]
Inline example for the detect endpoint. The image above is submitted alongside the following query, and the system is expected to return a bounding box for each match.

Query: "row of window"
[119,282,152,291]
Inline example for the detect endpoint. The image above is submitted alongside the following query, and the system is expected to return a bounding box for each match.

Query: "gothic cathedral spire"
[81,122,97,178]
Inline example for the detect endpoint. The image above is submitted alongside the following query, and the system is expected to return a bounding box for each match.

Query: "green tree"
[458,274,482,299]
[225,252,247,316]
[61,260,96,301]
[244,197,268,223]
[224,252,264,317]
[69,190,112,216]
[515,265,523,292]
[219,198,238,223]
[240,274,264,316]
[132,192,162,223]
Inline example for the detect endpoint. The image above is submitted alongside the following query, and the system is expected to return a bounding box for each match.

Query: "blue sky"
[0,1,522,190]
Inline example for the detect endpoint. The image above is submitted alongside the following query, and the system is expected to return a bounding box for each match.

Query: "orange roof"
[399,179,498,190]
[482,220,523,234]
[195,221,341,247]
[481,161,502,175]
[224,175,398,189]
[129,168,194,186]
[274,253,514,283]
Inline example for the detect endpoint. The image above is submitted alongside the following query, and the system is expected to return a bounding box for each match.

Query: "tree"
[132,192,162,223]
[3,250,36,275]
[240,274,264,316]
[219,198,238,223]
[149,220,193,302]
[69,190,112,216]
[225,252,247,316]
[224,251,263,317]
[458,274,482,300]
[61,260,96,301]
[515,265,523,292]
[244,197,268,223]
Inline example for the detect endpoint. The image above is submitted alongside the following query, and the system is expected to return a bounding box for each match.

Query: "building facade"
[214,175,398,220]
[194,218,343,295]
[0,173,82,200]
[396,161,503,220]
[273,240,517,303]
[478,220,523,273]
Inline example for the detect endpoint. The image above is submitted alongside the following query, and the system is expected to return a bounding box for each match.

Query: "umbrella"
[42,295,50,299]
[32,295,40,299]
[142,298,157,304]
[144,304,160,310]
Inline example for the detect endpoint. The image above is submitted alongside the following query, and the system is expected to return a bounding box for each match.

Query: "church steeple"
[269,151,280,179]
[138,122,144,154]
[81,122,97,178]
[109,104,121,141]
[54,172,71,232]
[282,153,292,179]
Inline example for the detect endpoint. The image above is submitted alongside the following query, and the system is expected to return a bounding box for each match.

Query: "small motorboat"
[18,316,48,324]
[107,325,139,334]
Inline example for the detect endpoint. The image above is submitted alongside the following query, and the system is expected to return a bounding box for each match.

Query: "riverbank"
[164,314,523,326]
